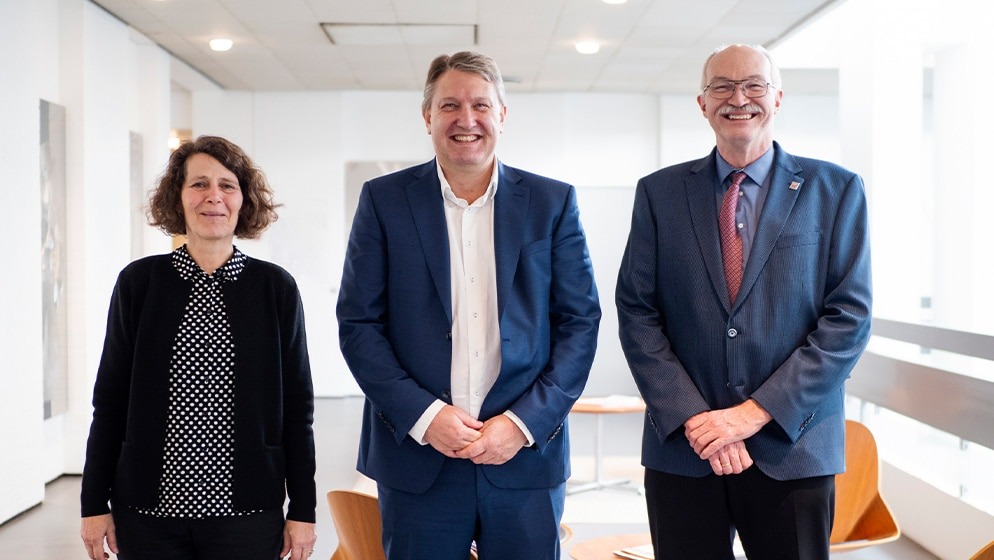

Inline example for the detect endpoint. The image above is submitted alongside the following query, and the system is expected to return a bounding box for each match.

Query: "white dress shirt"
[409,160,534,446]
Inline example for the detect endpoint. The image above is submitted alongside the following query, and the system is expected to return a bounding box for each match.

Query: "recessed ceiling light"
[209,38,233,52]
[603,0,628,4]
[575,41,600,55]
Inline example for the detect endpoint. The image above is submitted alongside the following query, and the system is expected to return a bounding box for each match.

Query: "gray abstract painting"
[40,99,68,419]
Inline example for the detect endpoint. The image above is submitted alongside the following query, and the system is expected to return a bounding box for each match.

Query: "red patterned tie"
[720,171,746,303]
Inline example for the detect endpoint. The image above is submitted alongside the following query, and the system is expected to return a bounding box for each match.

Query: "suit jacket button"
[441,390,451,400]
[445,331,452,340]
[727,328,738,338]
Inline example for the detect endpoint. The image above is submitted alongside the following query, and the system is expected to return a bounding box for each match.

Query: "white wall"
[0,0,173,525]
[0,0,48,525]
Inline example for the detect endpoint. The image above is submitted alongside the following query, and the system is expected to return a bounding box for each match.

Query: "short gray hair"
[422,51,507,113]
[700,44,782,92]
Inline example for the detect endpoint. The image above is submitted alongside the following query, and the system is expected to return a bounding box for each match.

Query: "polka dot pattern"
[138,245,258,519]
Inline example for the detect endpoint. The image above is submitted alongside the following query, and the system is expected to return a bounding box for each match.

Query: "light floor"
[1,396,938,559]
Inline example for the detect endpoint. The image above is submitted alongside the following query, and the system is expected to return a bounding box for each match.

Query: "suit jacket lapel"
[493,162,527,320]
[406,160,453,323]
[686,151,733,310]
[737,143,804,308]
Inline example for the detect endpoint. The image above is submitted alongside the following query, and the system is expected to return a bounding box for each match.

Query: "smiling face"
[423,69,506,178]
[181,152,243,248]
[697,45,782,163]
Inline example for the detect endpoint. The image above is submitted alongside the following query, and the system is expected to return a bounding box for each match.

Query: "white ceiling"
[92,0,843,94]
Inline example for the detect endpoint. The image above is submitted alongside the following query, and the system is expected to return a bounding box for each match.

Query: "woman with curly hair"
[80,136,317,560]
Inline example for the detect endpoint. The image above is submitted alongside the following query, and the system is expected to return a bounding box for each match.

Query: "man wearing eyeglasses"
[616,44,872,559]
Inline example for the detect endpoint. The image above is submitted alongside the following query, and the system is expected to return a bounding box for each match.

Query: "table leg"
[567,413,644,495]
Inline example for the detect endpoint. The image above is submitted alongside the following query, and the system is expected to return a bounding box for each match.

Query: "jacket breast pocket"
[775,231,821,248]
[767,231,823,293]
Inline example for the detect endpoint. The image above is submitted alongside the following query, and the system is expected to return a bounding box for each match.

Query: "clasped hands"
[683,399,771,476]
[424,405,526,465]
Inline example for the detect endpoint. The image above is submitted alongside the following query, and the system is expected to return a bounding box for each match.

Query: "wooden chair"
[829,420,901,552]
[326,490,386,560]
[970,540,994,560]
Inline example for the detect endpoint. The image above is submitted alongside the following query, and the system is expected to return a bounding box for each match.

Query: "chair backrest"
[829,420,900,549]
[327,490,386,560]
[971,540,994,560]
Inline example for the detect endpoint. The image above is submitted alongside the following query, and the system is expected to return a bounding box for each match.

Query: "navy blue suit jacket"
[337,159,601,493]
[616,142,871,480]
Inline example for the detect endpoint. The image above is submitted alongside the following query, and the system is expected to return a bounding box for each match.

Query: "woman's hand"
[80,513,118,560]
[281,519,317,560]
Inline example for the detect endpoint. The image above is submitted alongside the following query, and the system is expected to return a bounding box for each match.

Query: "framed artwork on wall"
[40,99,68,419]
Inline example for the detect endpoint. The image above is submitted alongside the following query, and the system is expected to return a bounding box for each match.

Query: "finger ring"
[721,463,731,467]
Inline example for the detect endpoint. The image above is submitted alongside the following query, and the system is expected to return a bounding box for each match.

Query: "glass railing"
[846,318,994,515]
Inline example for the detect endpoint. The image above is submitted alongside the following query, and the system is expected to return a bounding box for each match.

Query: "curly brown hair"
[147,135,279,239]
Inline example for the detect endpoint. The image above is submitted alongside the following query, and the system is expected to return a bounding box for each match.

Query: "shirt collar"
[172,244,247,283]
[437,158,500,208]
[716,145,775,188]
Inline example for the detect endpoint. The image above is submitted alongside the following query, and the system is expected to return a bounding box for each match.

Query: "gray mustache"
[717,104,764,114]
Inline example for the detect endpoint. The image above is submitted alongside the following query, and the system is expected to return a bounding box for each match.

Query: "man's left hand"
[455,415,527,465]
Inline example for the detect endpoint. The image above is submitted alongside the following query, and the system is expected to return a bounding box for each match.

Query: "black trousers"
[644,467,835,560]
[112,507,285,560]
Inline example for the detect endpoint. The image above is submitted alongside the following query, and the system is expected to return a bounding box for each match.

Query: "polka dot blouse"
[138,245,259,518]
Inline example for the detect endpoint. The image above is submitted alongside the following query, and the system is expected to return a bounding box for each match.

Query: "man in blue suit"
[616,44,872,559]
[337,51,601,560]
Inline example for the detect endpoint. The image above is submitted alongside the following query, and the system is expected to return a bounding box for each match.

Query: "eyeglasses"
[704,79,773,99]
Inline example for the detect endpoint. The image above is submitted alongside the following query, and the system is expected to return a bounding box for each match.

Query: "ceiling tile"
[93,0,839,93]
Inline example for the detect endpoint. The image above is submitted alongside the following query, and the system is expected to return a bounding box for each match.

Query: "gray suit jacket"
[616,142,872,480]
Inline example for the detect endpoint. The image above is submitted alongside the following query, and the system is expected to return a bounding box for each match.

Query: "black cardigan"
[80,253,316,522]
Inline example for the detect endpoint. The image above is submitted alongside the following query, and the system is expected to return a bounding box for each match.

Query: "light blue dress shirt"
[715,147,774,268]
